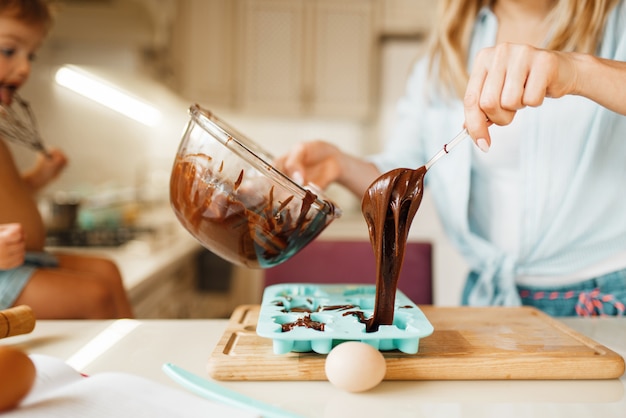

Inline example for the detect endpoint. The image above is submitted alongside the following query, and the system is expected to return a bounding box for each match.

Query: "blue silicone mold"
[256,283,434,355]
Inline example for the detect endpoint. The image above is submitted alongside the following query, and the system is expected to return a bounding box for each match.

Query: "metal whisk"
[0,94,50,157]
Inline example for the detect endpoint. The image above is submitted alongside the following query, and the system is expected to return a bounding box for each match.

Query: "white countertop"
[3,315,625,418]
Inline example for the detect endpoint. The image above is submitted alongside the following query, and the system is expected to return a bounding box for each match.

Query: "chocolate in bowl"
[170,105,341,268]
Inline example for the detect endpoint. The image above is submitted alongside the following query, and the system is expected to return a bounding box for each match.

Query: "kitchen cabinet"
[379,0,436,37]
[169,0,236,107]
[128,244,260,319]
[131,252,199,319]
[236,0,378,119]
[170,0,378,119]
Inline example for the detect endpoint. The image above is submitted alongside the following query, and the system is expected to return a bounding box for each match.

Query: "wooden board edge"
[208,356,625,381]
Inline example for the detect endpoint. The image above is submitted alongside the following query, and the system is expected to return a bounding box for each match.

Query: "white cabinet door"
[308,0,376,118]
[237,0,376,119]
[170,0,236,107]
[172,0,377,118]
[236,0,306,115]
[379,0,436,36]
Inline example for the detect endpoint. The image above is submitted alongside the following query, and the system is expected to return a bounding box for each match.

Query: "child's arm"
[0,223,25,270]
[21,149,68,192]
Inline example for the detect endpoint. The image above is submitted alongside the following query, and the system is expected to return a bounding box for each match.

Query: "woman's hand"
[274,140,380,197]
[0,223,25,270]
[275,140,345,190]
[464,42,626,151]
[463,43,576,151]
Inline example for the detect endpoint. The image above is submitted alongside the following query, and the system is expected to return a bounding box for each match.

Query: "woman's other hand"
[274,140,345,190]
[274,140,381,197]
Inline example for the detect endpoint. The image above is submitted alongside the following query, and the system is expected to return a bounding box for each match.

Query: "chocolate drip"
[361,166,426,332]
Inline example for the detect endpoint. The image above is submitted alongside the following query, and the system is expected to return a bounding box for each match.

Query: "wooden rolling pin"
[0,305,35,339]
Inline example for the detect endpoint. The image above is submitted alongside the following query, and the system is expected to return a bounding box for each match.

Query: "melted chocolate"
[170,154,336,268]
[279,303,362,331]
[343,310,369,323]
[281,314,325,332]
[280,303,357,314]
[361,166,426,332]
[286,306,312,313]
[318,304,356,312]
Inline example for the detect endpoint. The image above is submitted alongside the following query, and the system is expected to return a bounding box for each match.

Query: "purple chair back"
[264,240,432,304]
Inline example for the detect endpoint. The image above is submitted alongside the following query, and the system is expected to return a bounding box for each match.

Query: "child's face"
[0,12,47,106]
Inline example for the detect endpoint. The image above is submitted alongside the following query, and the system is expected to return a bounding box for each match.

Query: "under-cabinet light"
[55,65,161,127]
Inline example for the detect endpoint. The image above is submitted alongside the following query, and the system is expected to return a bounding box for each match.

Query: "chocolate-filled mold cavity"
[257,284,434,355]
[272,295,331,313]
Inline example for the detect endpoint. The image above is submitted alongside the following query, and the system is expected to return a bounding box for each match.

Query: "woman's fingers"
[464,44,563,151]
[499,45,532,111]
[464,50,493,151]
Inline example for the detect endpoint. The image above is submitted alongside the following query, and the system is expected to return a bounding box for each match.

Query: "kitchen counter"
[3,314,625,418]
[48,205,214,317]
[48,204,201,292]
[49,205,266,318]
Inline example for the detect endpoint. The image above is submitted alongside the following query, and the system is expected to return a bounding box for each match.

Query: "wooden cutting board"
[207,305,625,381]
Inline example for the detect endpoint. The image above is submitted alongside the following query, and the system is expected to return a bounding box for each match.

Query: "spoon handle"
[424,128,470,170]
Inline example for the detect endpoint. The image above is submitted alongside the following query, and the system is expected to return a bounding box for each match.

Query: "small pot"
[41,194,81,232]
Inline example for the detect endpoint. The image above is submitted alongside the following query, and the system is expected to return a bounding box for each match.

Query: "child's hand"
[36,148,68,182]
[24,148,68,191]
[0,224,25,270]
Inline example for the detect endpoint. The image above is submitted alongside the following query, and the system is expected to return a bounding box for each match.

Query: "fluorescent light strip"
[55,65,161,126]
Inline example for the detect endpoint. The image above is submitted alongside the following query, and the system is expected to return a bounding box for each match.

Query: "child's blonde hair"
[0,0,53,29]
[427,0,621,98]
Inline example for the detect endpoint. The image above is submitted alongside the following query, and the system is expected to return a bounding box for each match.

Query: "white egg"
[324,341,386,392]
[0,346,36,412]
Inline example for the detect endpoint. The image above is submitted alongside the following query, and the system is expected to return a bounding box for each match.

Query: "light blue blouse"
[368,2,626,306]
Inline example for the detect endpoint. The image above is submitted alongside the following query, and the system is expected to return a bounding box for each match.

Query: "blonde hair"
[427,0,621,98]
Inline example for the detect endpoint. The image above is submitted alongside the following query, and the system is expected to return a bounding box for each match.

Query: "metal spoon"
[361,128,469,330]
[424,128,470,170]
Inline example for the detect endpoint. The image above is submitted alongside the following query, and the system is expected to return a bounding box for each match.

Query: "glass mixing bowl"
[170,104,341,268]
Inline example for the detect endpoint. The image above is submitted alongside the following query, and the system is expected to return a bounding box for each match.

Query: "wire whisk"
[0,94,50,157]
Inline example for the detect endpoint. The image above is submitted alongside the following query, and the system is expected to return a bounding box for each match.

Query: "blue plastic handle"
[162,363,304,418]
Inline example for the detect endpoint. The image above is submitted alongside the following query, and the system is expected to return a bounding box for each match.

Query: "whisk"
[0,94,50,157]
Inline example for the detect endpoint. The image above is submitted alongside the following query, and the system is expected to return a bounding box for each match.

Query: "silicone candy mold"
[256,283,434,355]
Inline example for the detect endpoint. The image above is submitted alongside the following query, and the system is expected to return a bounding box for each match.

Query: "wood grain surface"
[0,305,35,339]
[207,305,625,381]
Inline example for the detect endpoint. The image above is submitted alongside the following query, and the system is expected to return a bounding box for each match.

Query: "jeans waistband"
[518,273,626,317]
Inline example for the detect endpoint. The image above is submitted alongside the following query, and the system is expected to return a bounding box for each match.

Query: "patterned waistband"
[519,288,625,317]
